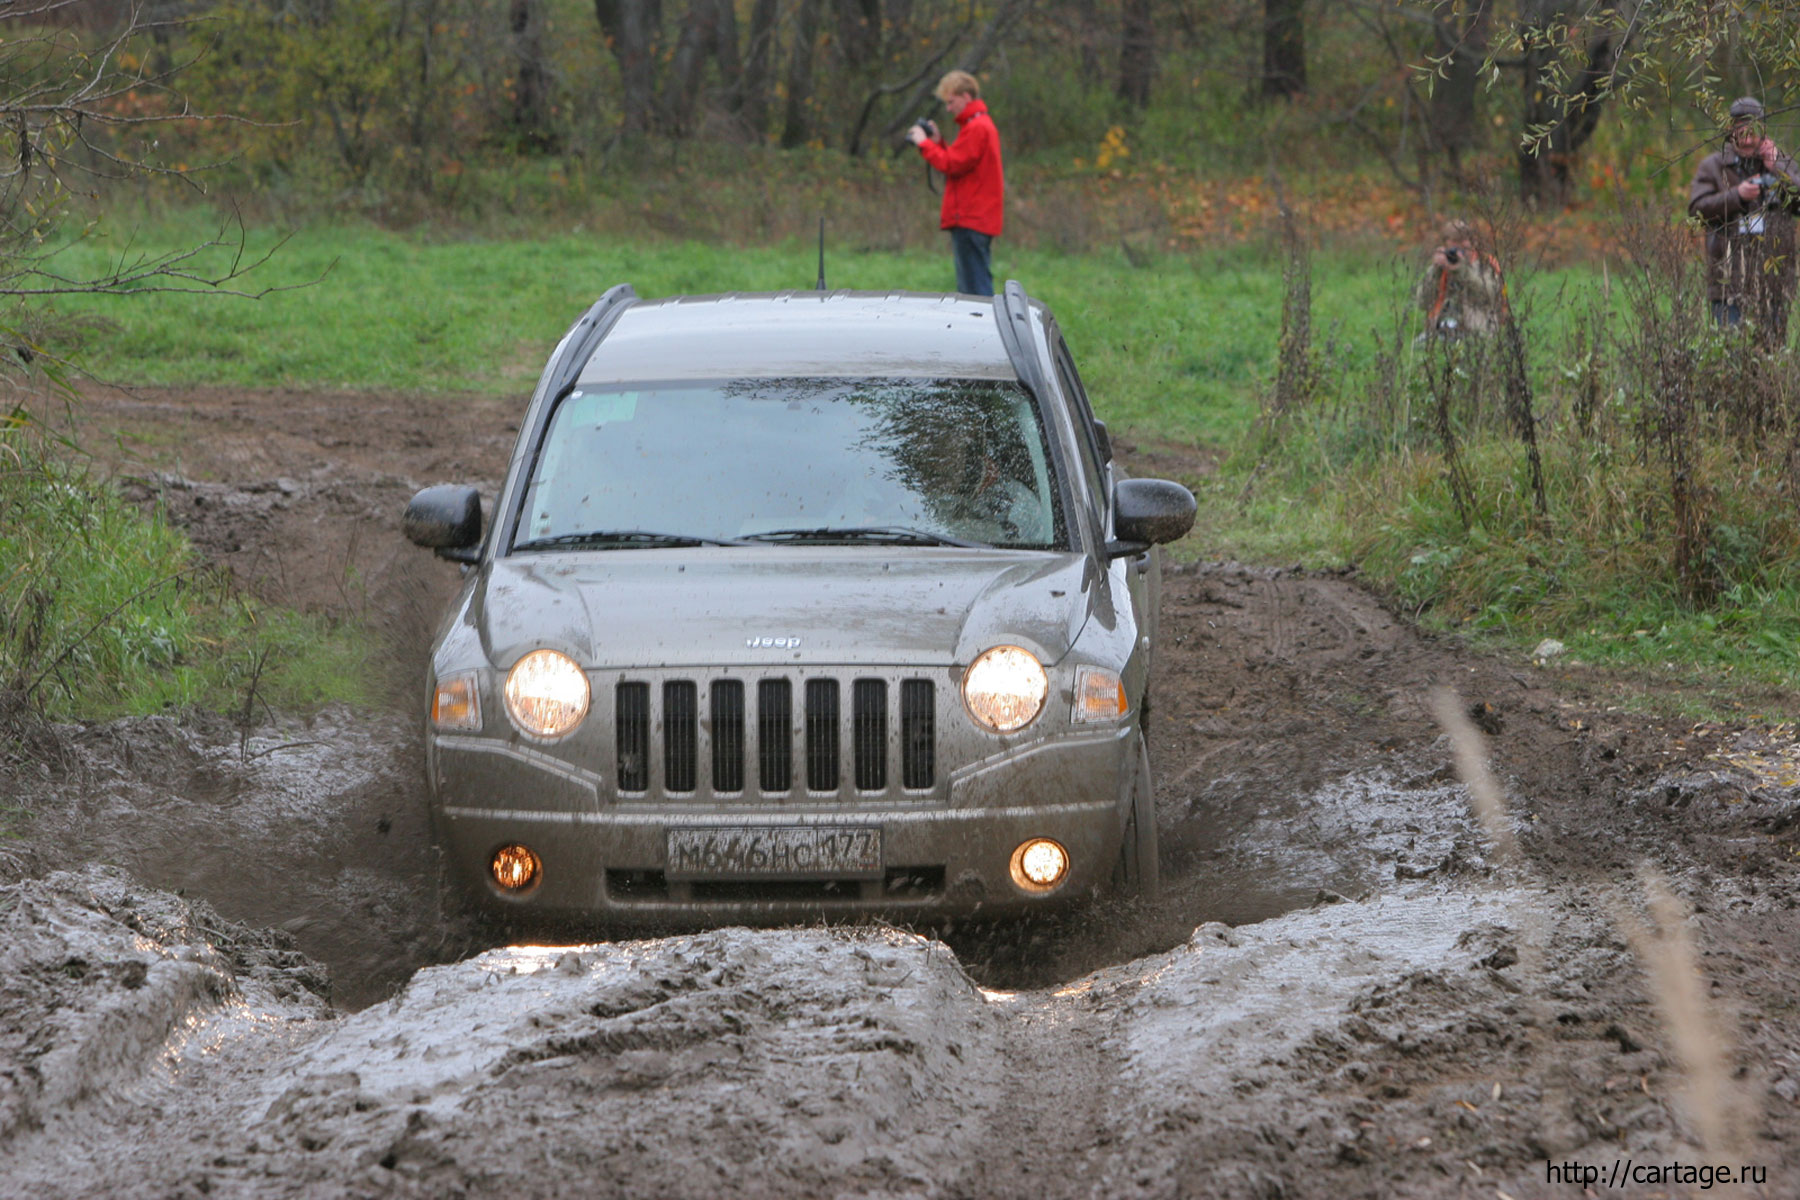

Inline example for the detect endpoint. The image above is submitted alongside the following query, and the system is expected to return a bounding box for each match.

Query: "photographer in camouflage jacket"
[1689,96,1800,341]
[1415,219,1507,340]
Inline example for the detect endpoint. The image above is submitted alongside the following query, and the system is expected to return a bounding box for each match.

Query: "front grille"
[610,674,935,798]
[901,679,935,790]
[711,680,745,793]
[758,679,792,792]
[853,679,887,791]
[664,681,698,792]
[616,682,650,791]
[805,679,840,791]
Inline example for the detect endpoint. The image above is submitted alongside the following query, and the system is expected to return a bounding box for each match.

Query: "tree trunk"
[781,0,822,149]
[508,0,557,150]
[1072,0,1102,80]
[595,0,662,138]
[881,0,1024,138]
[837,0,881,69]
[712,0,741,95]
[1516,0,1624,207]
[1116,0,1155,108]
[740,0,779,136]
[1260,0,1305,100]
[663,0,723,135]
[1428,2,1489,169]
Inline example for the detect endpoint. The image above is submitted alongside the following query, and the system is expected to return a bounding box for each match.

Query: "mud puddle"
[0,864,1546,1200]
[5,384,1798,1196]
[8,707,472,1011]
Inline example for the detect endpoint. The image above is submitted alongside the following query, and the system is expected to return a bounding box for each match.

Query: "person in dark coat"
[1688,96,1800,340]
[906,70,1004,297]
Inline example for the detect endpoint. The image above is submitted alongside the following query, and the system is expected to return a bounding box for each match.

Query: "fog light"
[1009,838,1070,893]
[490,844,542,893]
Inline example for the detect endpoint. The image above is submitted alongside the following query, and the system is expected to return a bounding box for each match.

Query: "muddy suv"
[403,281,1194,925]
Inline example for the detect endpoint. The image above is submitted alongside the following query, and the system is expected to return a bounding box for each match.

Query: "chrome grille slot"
[608,671,936,800]
[663,681,698,792]
[711,680,745,793]
[852,678,887,791]
[757,679,792,792]
[901,679,935,790]
[616,682,650,792]
[805,679,840,791]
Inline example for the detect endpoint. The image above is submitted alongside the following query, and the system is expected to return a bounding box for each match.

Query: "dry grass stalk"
[1613,865,1745,1158]
[1428,685,1517,861]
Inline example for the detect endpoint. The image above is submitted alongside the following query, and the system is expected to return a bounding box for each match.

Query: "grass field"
[32,212,1799,717]
[51,213,1589,446]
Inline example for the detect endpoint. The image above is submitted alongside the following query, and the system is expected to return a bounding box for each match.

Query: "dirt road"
[2,386,1797,1198]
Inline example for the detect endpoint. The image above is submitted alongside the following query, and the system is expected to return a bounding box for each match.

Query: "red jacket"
[918,99,1003,237]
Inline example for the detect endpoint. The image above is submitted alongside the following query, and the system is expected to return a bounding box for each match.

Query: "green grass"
[36,211,1798,719]
[3,415,373,721]
[49,213,1584,450]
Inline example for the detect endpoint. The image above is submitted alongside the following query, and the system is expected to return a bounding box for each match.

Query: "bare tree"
[1427,1,1491,171]
[1261,0,1306,100]
[877,0,1028,143]
[508,0,557,149]
[836,0,882,69]
[1511,0,1635,206]
[781,0,824,148]
[1117,0,1156,107]
[0,1,299,393]
[663,0,738,135]
[595,0,663,138]
[740,0,780,138]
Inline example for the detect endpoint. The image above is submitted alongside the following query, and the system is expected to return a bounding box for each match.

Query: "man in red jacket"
[907,70,1004,296]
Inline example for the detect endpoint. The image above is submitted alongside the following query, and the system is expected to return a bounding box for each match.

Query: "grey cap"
[1729,96,1766,123]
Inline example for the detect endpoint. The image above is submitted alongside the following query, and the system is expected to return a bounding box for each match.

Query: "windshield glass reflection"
[515,378,1066,551]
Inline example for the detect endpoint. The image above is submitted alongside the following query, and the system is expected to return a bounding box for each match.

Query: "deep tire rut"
[961,992,1124,1198]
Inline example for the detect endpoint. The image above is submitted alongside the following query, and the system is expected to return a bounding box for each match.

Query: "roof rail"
[546,283,638,401]
[994,279,1050,400]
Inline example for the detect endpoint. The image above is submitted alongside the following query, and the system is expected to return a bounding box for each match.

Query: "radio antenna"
[816,217,827,291]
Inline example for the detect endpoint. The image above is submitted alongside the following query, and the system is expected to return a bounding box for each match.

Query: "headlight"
[962,645,1047,733]
[504,649,590,739]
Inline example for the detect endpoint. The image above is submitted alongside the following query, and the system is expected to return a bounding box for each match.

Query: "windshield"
[513,378,1067,551]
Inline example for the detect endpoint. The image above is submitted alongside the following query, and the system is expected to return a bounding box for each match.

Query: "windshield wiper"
[741,526,990,549]
[513,529,750,551]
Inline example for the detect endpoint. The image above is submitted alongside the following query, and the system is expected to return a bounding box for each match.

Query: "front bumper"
[430,725,1133,924]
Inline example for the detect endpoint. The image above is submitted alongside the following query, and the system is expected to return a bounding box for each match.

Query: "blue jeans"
[950,228,994,296]
[1711,300,1743,326]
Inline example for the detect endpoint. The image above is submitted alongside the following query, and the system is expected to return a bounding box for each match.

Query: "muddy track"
[2,386,1798,1198]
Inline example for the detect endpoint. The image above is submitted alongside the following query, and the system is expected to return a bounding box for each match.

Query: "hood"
[473,547,1098,670]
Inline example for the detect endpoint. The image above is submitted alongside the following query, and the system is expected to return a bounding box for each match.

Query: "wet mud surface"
[2,385,1799,1197]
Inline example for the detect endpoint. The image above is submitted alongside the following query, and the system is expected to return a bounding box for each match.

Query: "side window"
[1051,335,1108,519]
[1052,350,1107,522]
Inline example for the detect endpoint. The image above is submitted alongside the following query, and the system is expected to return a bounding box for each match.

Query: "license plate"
[664,826,882,880]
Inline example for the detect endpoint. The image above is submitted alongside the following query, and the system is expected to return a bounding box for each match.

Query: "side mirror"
[404,485,482,563]
[1106,478,1195,558]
